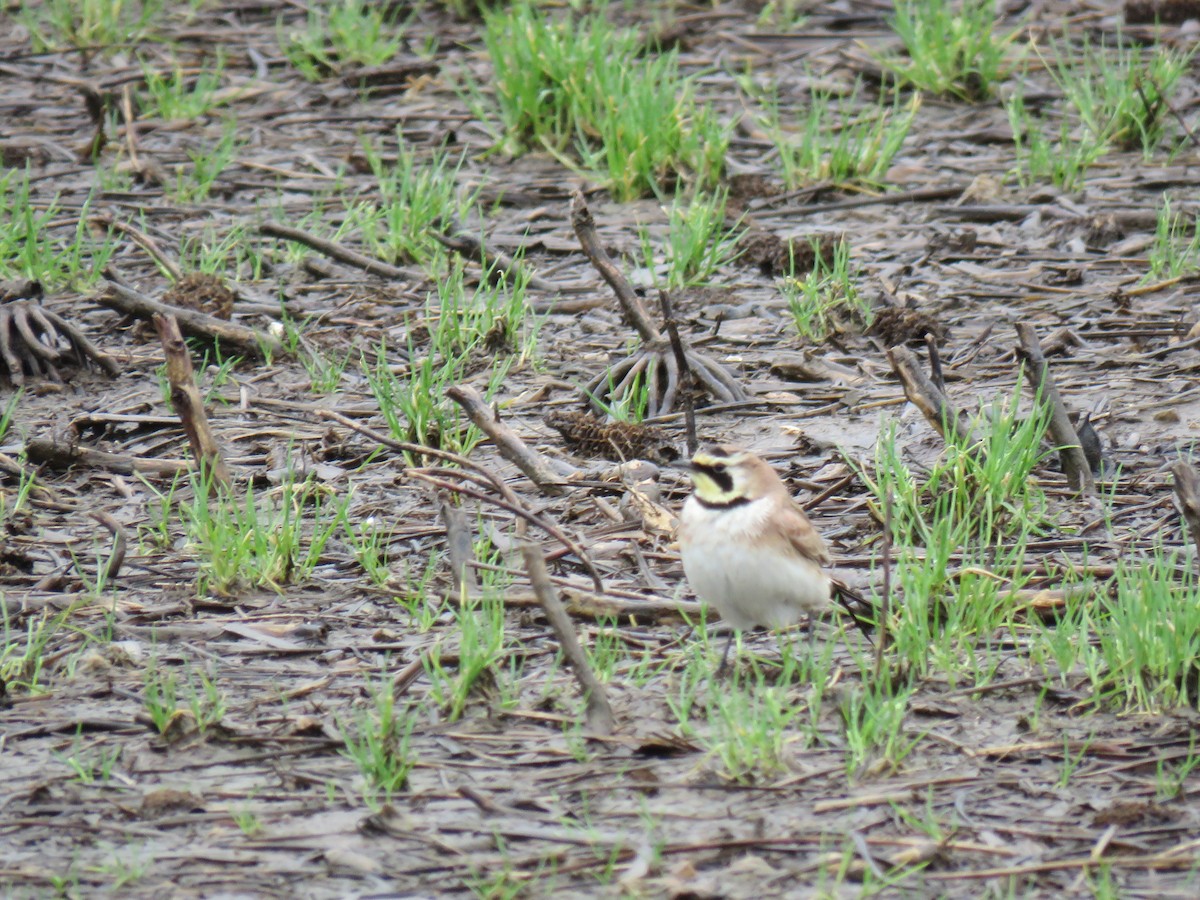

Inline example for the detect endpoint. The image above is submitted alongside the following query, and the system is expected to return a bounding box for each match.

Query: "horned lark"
[677,444,837,671]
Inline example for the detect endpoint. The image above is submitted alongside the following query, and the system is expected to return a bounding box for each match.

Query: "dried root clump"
[570,191,747,417]
[1125,0,1200,23]
[868,306,947,346]
[585,337,745,420]
[736,230,844,277]
[0,285,119,385]
[544,410,678,464]
[163,273,236,320]
[723,173,782,213]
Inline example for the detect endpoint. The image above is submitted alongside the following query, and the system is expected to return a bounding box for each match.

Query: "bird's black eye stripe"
[693,463,733,494]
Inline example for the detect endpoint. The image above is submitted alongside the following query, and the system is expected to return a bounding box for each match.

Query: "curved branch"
[644,353,661,419]
[686,348,747,402]
[40,306,120,376]
[659,348,680,416]
[15,306,60,359]
[612,352,650,404]
[570,191,662,343]
[0,315,25,383]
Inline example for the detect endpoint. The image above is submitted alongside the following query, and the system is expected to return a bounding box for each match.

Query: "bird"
[676,444,850,673]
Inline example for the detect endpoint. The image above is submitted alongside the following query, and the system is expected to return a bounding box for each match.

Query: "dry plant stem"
[924,332,944,392]
[392,654,427,698]
[408,468,603,592]
[25,434,190,476]
[806,473,854,511]
[438,493,478,598]
[530,295,609,314]
[90,213,181,280]
[432,231,561,292]
[316,408,603,591]
[571,191,746,414]
[258,222,418,281]
[86,510,126,584]
[765,184,966,216]
[154,313,232,491]
[445,383,571,496]
[499,588,701,622]
[101,278,281,359]
[119,84,142,174]
[570,191,661,342]
[660,290,697,456]
[1014,323,1095,495]
[1170,461,1200,559]
[886,345,972,445]
[1124,273,1200,299]
[520,538,615,735]
[1135,78,1200,151]
[850,831,887,880]
[874,488,893,679]
[319,408,494,472]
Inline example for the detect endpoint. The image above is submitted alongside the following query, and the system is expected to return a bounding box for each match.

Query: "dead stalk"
[1170,461,1200,563]
[1014,323,1095,495]
[154,313,232,491]
[886,345,972,446]
[317,408,603,591]
[660,290,697,457]
[258,222,419,281]
[438,493,477,599]
[445,383,572,496]
[873,489,893,680]
[520,537,615,735]
[104,277,281,359]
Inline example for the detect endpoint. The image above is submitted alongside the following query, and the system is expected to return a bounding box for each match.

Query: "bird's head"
[685,445,780,507]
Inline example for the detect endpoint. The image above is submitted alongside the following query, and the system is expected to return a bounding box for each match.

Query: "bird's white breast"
[679,496,831,630]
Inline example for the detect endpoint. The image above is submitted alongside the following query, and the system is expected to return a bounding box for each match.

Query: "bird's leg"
[716,630,737,677]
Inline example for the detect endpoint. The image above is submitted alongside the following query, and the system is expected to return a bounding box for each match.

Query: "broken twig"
[25,433,190,476]
[154,313,232,491]
[1014,323,1095,495]
[259,222,419,281]
[445,383,575,495]
[408,467,602,592]
[1170,461,1200,562]
[317,408,603,592]
[520,538,615,735]
[874,489,893,680]
[84,510,126,586]
[660,290,697,457]
[432,230,562,292]
[101,278,281,359]
[886,345,972,446]
[439,493,478,598]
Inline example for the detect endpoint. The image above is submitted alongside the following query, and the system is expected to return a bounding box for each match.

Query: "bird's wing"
[782,501,832,566]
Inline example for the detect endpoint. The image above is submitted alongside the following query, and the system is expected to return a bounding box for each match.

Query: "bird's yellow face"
[687,446,753,507]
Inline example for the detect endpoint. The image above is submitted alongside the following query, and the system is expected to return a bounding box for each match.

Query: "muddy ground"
[4,0,1200,896]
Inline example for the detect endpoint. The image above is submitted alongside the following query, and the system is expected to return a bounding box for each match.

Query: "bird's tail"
[830,577,878,645]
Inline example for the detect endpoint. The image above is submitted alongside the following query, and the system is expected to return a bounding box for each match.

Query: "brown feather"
[739,451,832,565]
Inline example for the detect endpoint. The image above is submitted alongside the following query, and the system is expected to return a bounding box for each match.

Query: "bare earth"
[4,1,1200,897]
